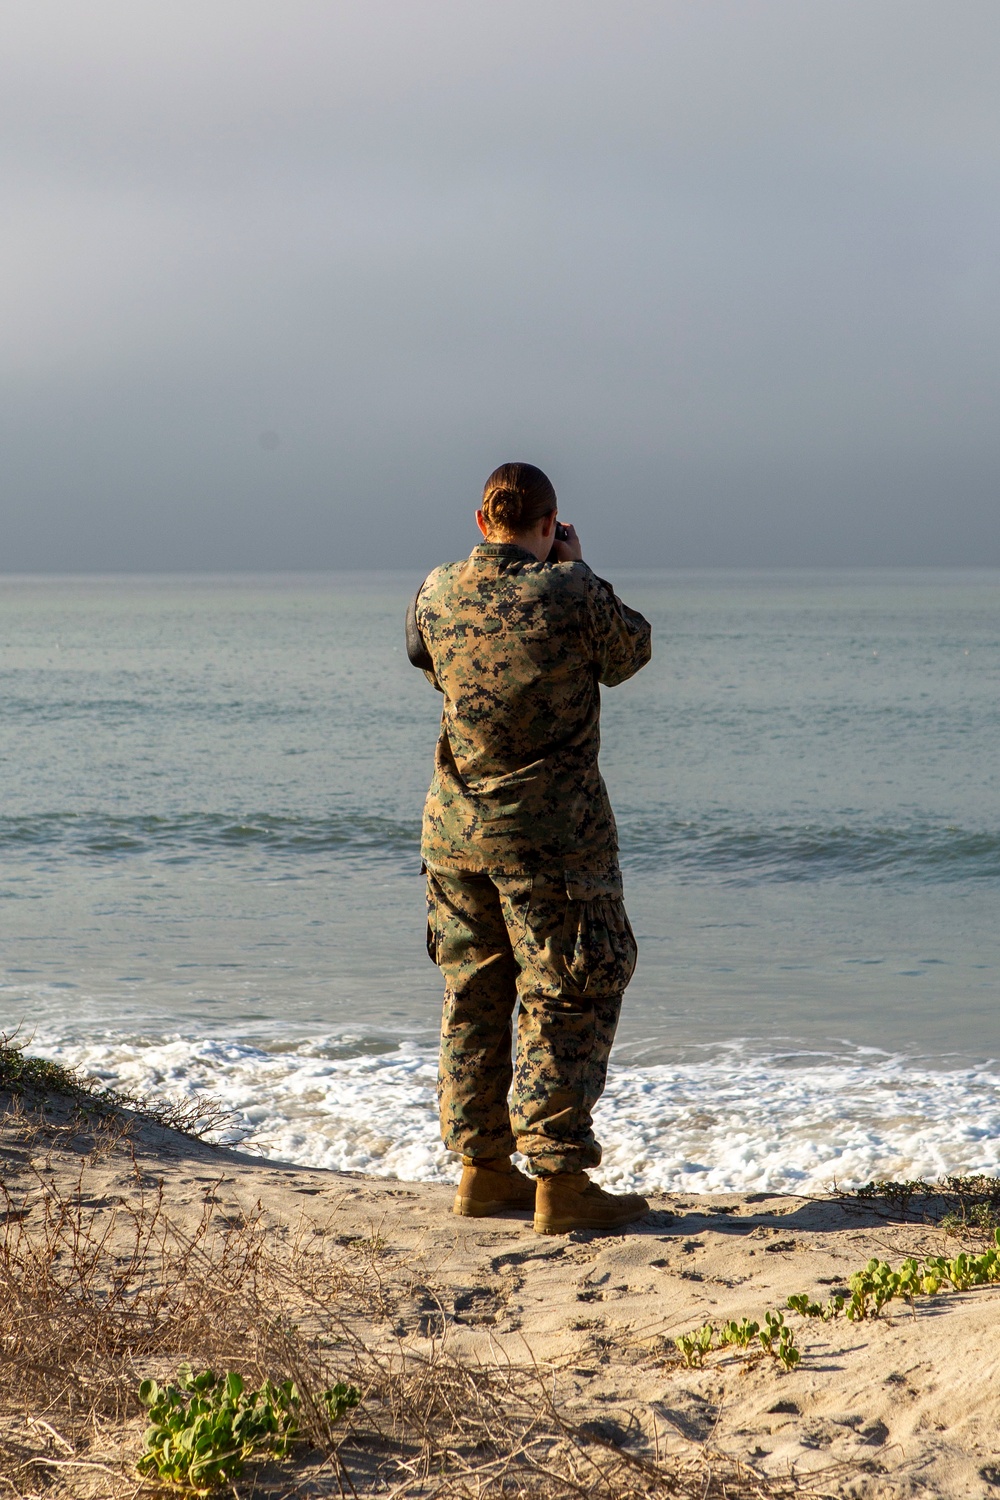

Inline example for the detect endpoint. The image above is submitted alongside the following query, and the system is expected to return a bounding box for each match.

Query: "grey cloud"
[1,1,999,570]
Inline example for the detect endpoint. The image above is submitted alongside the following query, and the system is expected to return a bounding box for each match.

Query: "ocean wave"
[622,818,1000,882]
[27,1034,1000,1195]
[0,812,420,861]
[2,811,998,883]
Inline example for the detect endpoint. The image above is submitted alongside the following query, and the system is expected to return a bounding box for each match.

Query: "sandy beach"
[2,1082,999,1498]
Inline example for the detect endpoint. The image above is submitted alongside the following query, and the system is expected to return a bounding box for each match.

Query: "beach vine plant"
[673,1323,715,1369]
[675,1312,800,1371]
[137,1363,360,1491]
[672,1229,1000,1375]
[796,1234,1000,1321]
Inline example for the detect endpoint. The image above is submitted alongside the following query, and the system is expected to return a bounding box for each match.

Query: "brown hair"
[481,462,557,535]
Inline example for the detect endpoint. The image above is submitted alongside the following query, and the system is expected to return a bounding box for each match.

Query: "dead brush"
[0,1165,836,1499]
[0,1027,247,1147]
[1,1069,835,1498]
[0,1168,366,1496]
[0,1175,268,1402]
[229,1227,834,1497]
[323,1338,834,1498]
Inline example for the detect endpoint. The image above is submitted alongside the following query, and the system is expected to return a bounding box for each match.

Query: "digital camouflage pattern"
[427,866,637,1173]
[416,543,651,875]
[415,540,651,1172]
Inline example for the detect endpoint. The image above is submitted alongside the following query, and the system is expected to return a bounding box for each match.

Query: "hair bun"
[481,463,557,536]
[483,487,521,529]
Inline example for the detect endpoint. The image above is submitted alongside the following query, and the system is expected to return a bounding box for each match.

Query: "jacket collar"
[471,541,540,562]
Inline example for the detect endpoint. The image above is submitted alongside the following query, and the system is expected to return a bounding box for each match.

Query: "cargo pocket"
[498,875,534,944]
[561,871,637,995]
[425,869,441,964]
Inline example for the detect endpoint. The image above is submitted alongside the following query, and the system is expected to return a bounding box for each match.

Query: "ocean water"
[3,568,1000,1193]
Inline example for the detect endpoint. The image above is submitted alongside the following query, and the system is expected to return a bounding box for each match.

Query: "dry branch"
[0,1083,836,1499]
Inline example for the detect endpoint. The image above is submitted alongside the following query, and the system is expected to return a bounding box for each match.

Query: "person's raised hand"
[551,522,583,563]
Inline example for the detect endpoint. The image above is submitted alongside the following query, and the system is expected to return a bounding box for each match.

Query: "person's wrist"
[551,524,583,563]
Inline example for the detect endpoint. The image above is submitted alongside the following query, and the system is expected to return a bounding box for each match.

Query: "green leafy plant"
[671,1230,1000,1382]
[756,1310,783,1353]
[784,1229,1000,1328]
[674,1314,802,1372]
[853,1178,933,1214]
[718,1317,759,1349]
[757,1310,800,1370]
[673,1323,715,1368]
[846,1257,900,1319]
[787,1291,845,1321]
[321,1381,362,1422]
[137,1364,359,1491]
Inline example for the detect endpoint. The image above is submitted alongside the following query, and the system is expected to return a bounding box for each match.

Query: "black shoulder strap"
[405,584,434,672]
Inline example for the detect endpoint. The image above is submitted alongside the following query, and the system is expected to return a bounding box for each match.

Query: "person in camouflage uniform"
[411,462,652,1233]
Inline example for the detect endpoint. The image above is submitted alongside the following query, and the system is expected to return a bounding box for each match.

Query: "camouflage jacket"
[415,542,651,875]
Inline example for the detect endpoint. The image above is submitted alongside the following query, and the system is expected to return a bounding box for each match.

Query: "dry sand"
[2,1099,1000,1497]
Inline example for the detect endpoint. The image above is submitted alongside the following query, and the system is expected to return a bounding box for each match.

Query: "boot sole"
[533,1204,648,1235]
[453,1196,535,1218]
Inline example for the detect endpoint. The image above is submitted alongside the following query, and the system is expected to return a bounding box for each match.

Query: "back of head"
[482,462,557,535]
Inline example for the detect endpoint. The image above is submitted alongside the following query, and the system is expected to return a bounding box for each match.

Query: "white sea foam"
[28,1033,1000,1195]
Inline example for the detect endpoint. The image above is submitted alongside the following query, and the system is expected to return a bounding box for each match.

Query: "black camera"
[547,522,572,566]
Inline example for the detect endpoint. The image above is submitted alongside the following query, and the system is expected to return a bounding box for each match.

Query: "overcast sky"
[3,1,999,571]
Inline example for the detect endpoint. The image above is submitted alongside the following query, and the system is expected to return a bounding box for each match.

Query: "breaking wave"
[3,812,1000,883]
[26,1032,1000,1197]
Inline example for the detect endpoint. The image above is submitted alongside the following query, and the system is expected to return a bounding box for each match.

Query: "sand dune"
[2,1094,999,1496]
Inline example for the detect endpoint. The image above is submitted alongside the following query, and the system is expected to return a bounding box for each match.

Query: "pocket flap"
[564,870,623,902]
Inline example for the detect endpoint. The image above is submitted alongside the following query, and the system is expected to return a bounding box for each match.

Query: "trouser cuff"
[524,1145,602,1177]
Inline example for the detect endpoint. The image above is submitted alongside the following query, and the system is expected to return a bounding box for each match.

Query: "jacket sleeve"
[586,571,652,687]
[405,588,435,671]
[411,580,444,693]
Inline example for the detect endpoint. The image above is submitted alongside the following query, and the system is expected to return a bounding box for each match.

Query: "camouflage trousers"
[425,867,637,1176]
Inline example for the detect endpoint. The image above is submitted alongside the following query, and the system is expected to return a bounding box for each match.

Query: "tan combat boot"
[452,1156,536,1217]
[533,1171,648,1235]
